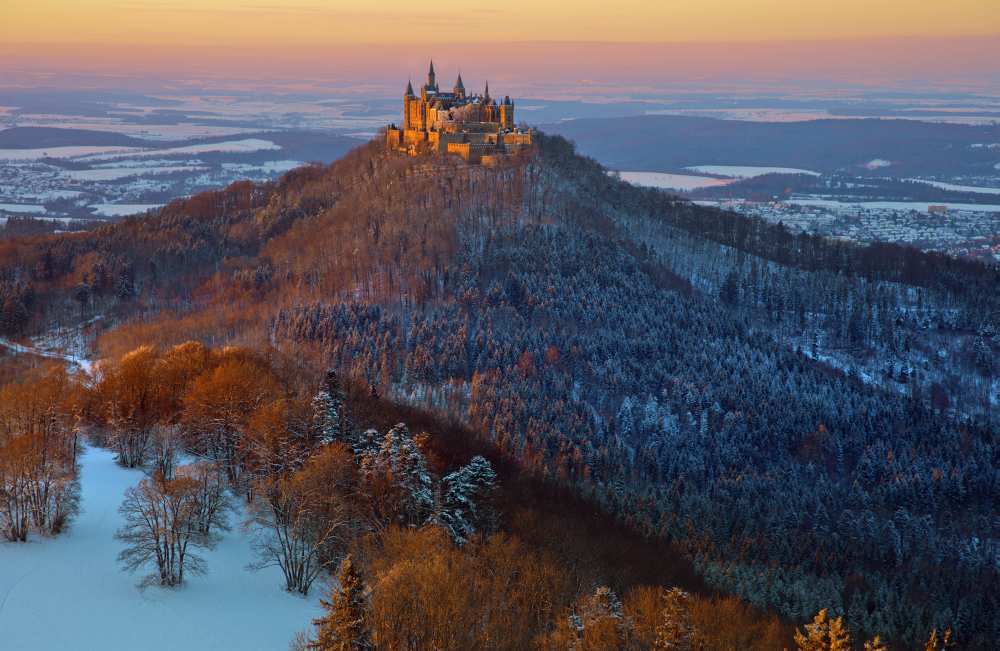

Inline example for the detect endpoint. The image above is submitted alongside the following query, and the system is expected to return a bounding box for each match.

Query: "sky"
[5,0,1000,45]
[2,1,999,93]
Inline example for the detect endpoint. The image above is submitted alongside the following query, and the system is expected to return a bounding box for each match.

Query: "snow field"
[0,445,322,651]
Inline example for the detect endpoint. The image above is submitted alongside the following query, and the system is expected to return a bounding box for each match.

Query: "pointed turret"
[484,80,490,101]
[427,60,437,89]
[453,72,466,99]
[405,80,414,97]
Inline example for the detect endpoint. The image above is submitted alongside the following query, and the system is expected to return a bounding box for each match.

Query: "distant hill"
[544,115,1000,177]
[0,127,148,148]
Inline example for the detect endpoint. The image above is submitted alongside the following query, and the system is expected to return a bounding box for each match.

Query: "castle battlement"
[386,61,532,163]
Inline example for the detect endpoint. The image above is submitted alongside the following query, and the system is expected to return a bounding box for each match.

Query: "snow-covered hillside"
[0,446,321,650]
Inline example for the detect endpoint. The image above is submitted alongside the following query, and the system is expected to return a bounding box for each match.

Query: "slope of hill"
[1,136,997,647]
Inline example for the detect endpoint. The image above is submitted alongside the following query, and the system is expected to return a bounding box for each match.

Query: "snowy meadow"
[0,445,322,651]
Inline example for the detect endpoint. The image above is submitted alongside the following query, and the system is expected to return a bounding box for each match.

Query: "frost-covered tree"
[366,423,434,526]
[314,370,350,446]
[309,555,372,651]
[653,587,694,650]
[435,455,498,544]
[540,585,630,651]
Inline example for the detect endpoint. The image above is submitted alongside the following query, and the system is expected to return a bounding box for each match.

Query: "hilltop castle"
[386,61,533,164]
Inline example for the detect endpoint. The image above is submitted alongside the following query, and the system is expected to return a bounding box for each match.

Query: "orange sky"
[2,2,999,90]
[4,0,999,47]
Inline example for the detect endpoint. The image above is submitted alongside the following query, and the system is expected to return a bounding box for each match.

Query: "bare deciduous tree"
[178,460,232,536]
[246,444,362,595]
[150,424,181,480]
[116,468,222,587]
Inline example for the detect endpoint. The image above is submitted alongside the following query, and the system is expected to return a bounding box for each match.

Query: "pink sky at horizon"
[2,39,999,96]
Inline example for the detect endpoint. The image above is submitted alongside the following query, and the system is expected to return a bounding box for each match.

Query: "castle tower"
[427,60,437,90]
[482,81,497,123]
[453,73,466,100]
[499,96,515,129]
[403,80,415,130]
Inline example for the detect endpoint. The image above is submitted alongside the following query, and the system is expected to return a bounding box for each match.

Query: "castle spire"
[455,72,464,91]
[427,60,436,88]
[405,79,414,97]
[484,80,490,100]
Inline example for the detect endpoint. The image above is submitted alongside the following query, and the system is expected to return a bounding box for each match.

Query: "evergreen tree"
[435,455,498,544]
[375,423,434,525]
[310,555,372,651]
[720,269,740,305]
[314,370,349,446]
[653,587,694,650]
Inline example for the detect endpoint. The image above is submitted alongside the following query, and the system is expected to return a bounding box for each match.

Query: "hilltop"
[1,136,998,648]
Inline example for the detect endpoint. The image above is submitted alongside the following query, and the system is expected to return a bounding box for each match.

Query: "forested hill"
[2,135,998,647]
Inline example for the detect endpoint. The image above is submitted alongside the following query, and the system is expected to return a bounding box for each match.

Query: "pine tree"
[436,455,498,544]
[314,370,348,446]
[795,609,851,651]
[720,269,740,305]
[653,587,694,650]
[309,555,372,651]
[375,423,434,525]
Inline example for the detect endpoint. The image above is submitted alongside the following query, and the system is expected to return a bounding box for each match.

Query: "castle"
[386,61,533,164]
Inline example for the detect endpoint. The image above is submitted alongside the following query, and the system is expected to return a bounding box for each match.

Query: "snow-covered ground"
[0,203,47,214]
[0,146,141,161]
[0,445,322,651]
[685,165,820,178]
[64,166,207,182]
[909,178,1000,195]
[0,336,94,374]
[90,203,165,217]
[616,171,735,191]
[80,139,281,163]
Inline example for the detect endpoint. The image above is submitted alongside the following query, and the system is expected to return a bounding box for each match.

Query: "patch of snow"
[0,203,46,214]
[908,179,1000,196]
[0,336,92,373]
[684,165,820,179]
[220,160,303,174]
[64,166,206,182]
[89,203,164,217]
[0,146,143,161]
[0,445,322,651]
[24,190,86,201]
[863,159,893,170]
[615,171,735,191]
[81,139,281,162]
